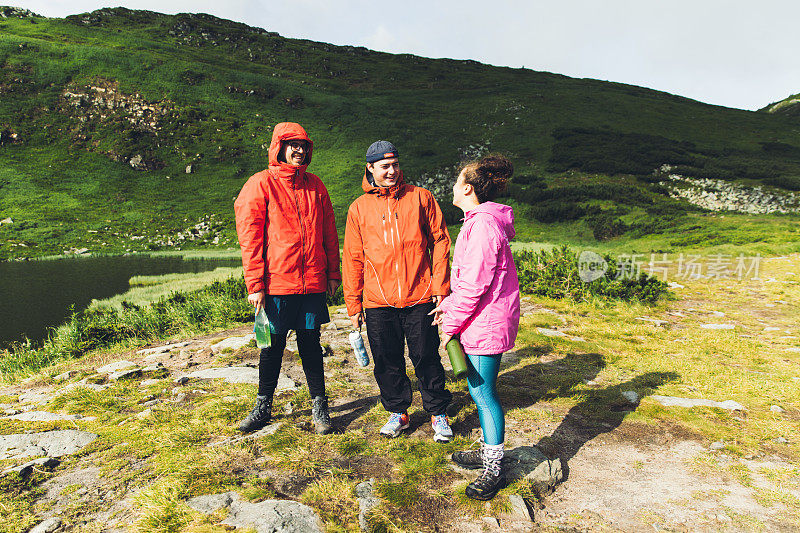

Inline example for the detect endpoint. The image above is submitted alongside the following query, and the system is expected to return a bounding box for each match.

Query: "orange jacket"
[234,122,340,295]
[343,171,451,315]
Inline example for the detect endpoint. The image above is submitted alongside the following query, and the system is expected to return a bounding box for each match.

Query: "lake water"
[0,255,241,347]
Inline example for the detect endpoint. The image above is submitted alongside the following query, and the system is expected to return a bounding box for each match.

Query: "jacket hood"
[268,122,313,176]
[362,167,406,197]
[466,202,515,240]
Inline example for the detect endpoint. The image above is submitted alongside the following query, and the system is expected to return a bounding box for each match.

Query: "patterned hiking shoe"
[379,412,410,438]
[311,395,332,435]
[451,449,482,469]
[431,414,453,443]
[465,468,506,501]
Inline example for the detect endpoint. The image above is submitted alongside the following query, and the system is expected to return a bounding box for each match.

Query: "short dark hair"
[459,154,513,203]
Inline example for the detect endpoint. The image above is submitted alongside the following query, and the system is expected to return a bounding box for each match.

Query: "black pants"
[258,329,325,398]
[365,302,452,415]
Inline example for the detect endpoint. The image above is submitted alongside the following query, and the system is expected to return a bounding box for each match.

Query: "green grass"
[1,9,800,260]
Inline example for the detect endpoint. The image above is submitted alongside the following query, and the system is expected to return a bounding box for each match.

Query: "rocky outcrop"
[0,6,41,18]
[61,79,173,135]
[765,96,800,116]
[660,172,800,214]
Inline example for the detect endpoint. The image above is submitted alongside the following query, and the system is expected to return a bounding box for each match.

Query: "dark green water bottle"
[446,338,468,379]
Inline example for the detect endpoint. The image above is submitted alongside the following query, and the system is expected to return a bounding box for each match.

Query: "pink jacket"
[440,202,520,355]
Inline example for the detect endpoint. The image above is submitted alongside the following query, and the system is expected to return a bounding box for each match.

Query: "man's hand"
[349,311,364,330]
[428,299,444,326]
[327,279,341,298]
[247,290,265,311]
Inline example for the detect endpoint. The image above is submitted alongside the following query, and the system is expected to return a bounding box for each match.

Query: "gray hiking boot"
[311,395,332,435]
[238,394,272,433]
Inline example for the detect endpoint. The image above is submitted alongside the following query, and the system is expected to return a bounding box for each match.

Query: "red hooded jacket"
[234,122,341,295]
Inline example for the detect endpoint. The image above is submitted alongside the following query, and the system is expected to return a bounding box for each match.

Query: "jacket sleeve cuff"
[345,301,362,316]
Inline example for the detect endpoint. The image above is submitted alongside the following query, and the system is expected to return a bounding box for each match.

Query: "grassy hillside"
[1,7,800,260]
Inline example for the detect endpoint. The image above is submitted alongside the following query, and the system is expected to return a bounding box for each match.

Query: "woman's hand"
[440,334,453,349]
[327,279,341,298]
[248,290,265,311]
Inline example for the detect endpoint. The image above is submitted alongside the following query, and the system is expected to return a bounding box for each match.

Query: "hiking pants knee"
[365,302,452,415]
[258,329,325,398]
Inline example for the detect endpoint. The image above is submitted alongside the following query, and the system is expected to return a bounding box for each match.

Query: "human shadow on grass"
[447,345,606,433]
[536,370,679,481]
[327,394,381,432]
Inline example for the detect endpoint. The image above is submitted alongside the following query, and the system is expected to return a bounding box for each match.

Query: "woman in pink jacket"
[431,154,520,500]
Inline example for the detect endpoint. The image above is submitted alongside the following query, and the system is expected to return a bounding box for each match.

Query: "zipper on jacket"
[388,196,402,302]
[291,169,307,294]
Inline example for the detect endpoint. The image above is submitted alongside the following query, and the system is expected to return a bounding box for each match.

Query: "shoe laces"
[389,412,406,424]
[432,414,450,430]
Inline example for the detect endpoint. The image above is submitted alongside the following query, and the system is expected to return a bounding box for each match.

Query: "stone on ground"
[0,430,98,460]
[187,491,322,532]
[651,395,745,411]
[29,517,62,533]
[505,446,563,495]
[210,334,255,353]
[186,367,295,390]
[96,360,137,374]
[355,479,379,531]
[4,411,94,422]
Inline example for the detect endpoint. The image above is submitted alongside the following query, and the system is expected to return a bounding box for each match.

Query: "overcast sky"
[14,0,800,111]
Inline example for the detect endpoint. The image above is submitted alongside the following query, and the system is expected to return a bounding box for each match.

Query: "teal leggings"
[466,353,504,445]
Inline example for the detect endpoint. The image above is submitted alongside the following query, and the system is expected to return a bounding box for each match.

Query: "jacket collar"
[362,168,406,198]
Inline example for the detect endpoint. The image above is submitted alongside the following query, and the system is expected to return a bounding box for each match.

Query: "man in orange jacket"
[343,141,454,442]
[234,122,341,435]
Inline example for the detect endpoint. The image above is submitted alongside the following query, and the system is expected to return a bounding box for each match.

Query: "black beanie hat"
[366,140,398,164]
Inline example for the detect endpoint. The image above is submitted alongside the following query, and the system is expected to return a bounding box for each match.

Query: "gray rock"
[504,446,563,496]
[1,456,59,478]
[4,411,95,422]
[508,494,534,521]
[139,379,161,387]
[481,516,500,528]
[142,362,166,374]
[700,323,735,330]
[621,391,639,404]
[29,517,62,533]
[775,437,789,444]
[187,491,235,513]
[96,360,137,374]
[174,376,190,386]
[770,405,785,413]
[651,395,745,411]
[188,491,322,533]
[355,479,379,531]
[53,371,75,382]
[18,391,54,405]
[208,422,281,447]
[137,341,190,356]
[537,328,567,337]
[185,164,193,174]
[710,441,725,451]
[0,430,98,460]
[210,334,255,353]
[186,367,296,390]
[635,317,668,326]
[786,347,800,353]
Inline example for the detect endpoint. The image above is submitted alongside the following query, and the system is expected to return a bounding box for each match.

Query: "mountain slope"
[1,7,799,259]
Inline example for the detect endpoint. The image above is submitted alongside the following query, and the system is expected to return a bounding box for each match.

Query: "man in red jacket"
[234,122,341,434]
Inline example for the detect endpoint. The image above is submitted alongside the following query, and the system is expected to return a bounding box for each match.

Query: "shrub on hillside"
[514,245,668,304]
